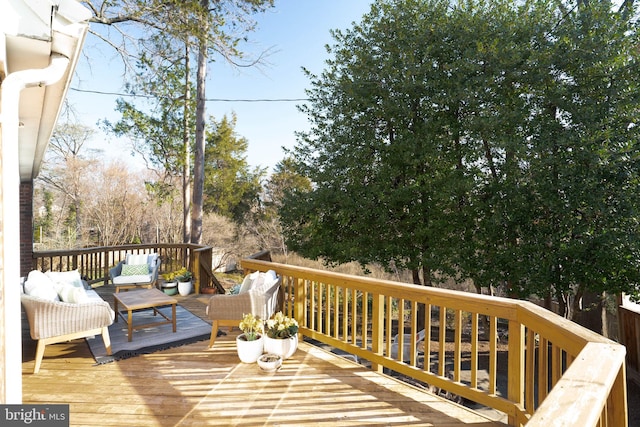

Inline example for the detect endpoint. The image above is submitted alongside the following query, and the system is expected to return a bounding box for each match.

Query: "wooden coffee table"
[114,288,178,342]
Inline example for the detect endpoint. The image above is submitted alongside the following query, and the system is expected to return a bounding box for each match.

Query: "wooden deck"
[21,292,507,426]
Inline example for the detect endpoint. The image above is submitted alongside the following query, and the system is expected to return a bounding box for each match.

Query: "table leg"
[172,303,177,333]
[127,309,133,342]
[114,298,119,322]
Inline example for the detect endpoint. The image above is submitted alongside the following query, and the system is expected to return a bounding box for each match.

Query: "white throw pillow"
[121,264,149,276]
[24,270,60,301]
[45,269,84,288]
[265,270,278,282]
[239,271,260,293]
[255,271,279,291]
[57,283,89,304]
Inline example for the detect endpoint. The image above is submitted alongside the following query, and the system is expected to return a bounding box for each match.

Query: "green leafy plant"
[239,313,263,341]
[265,311,298,339]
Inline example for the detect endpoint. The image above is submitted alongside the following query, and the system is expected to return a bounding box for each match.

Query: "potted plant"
[236,313,264,363]
[175,268,192,282]
[175,268,193,296]
[164,268,192,296]
[161,270,179,295]
[264,311,299,359]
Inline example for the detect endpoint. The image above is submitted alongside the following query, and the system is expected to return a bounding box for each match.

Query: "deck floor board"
[22,291,506,426]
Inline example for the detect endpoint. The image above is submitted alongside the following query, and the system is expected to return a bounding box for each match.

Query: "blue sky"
[67,1,374,172]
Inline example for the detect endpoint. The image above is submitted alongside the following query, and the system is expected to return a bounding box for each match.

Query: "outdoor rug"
[87,305,211,364]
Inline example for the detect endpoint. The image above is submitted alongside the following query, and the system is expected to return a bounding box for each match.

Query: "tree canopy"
[203,113,265,223]
[281,0,640,316]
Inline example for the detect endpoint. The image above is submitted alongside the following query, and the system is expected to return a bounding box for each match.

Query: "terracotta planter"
[263,335,298,360]
[236,334,263,363]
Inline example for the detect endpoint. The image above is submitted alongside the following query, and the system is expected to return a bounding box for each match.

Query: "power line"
[69,87,309,102]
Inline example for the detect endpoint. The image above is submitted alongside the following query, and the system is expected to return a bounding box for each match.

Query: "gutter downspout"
[0,53,69,403]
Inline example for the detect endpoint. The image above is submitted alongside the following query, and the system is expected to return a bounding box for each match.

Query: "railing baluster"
[333,284,339,338]
[439,306,446,377]
[351,288,357,345]
[385,296,392,357]
[453,309,462,382]
[489,315,497,395]
[361,291,369,350]
[525,328,536,414]
[507,320,525,425]
[342,287,349,342]
[551,343,561,387]
[398,298,405,362]
[410,300,418,366]
[425,304,432,374]
[538,336,549,404]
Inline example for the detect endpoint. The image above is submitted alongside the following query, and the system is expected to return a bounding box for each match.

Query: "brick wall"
[19,181,33,276]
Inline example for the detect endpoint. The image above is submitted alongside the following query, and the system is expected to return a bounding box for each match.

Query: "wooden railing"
[241,258,628,427]
[33,244,225,294]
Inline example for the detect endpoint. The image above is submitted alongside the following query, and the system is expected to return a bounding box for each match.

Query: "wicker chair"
[21,289,114,373]
[206,270,281,348]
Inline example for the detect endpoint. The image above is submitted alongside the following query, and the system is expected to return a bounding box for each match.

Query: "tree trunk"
[412,269,421,285]
[573,290,607,336]
[191,4,207,245]
[183,44,192,244]
[422,265,432,287]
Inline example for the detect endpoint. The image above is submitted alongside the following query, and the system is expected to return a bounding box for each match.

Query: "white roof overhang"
[1,0,91,181]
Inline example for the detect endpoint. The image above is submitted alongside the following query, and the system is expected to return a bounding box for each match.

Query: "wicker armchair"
[21,289,114,373]
[206,270,281,348]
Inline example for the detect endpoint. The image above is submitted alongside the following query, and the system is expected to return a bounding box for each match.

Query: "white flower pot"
[236,334,264,363]
[257,353,282,372]
[178,280,192,296]
[263,335,298,360]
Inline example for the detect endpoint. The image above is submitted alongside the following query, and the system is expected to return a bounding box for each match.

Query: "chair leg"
[33,340,46,374]
[102,327,112,356]
[208,320,219,348]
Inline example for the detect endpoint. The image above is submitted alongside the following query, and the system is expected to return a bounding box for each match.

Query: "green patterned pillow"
[122,263,149,276]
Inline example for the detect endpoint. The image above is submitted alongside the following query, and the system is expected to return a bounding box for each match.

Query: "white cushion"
[24,270,60,301]
[57,283,89,303]
[126,254,149,265]
[85,289,103,302]
[113,274,152,284]
[45,269,84,288]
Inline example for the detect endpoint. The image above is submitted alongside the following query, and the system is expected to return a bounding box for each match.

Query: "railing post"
[103,248,110,287]
[193,249,201,294]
